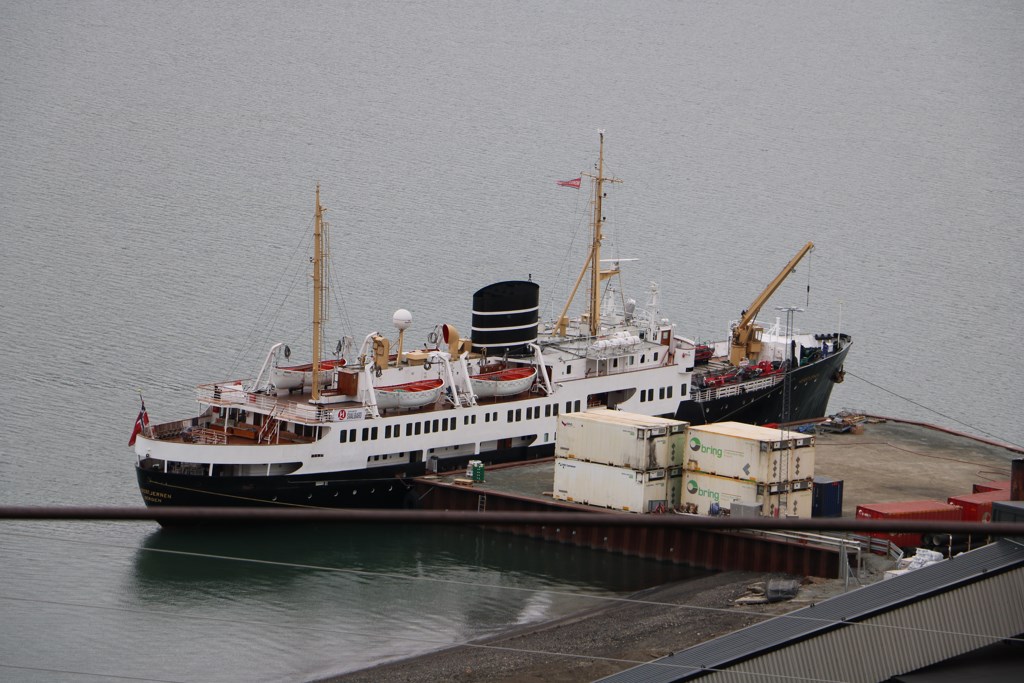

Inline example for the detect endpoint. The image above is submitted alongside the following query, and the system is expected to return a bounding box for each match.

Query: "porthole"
[352,489,357,495]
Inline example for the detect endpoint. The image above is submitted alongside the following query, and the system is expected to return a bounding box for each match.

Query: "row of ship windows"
[637,384,686,403]
[337,384,692,445]
[339,401,584,444]
[565,350,661,375]
[340,416,460,443]
[502,400,582,424]
[369,452,407,462]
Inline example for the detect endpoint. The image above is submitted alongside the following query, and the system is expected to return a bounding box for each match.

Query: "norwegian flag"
[556,177,582,188]
[128,397,151,446]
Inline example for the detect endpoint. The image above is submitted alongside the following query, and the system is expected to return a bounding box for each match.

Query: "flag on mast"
[556,177,582,188]
[129,397,151,446]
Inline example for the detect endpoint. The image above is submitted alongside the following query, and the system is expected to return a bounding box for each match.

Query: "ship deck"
[153,381,542,446]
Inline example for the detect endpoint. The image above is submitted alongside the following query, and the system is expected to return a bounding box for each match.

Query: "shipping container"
[812,475,844,518]
[947,489,1010,523]
[787,489,812,519]
[684,422,815,482]
[555,409,687,471]
[666,466,684,509]
[855,500,964,548]
[972,479,1011,494]
[681,471,812,518]
[552,458,669,513]
[682,471,757,515]
[992,500,1024,525]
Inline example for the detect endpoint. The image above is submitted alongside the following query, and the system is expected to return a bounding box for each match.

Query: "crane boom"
[728,241,814,366]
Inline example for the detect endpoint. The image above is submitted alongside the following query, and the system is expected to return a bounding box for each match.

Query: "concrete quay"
[408,418,1020,577]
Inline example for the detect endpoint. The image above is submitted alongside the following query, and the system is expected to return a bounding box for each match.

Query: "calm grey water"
[2,1,1022,680]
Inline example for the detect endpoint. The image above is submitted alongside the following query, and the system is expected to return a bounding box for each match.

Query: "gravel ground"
[315,566,884,683]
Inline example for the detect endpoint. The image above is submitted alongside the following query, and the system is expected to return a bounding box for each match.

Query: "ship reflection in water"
[127,523,709,678]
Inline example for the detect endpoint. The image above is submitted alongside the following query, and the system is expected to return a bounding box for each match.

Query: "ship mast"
[555,132,622,337]
[311,184,329,402]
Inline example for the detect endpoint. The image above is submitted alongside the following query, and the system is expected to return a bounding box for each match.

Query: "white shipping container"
[685,422,815,482]
[682,471,813,518]
[555,409,687,471]
[667,467,684,509]
[682,471,759,515]
[553,458,670,513]
[784,489,812,519]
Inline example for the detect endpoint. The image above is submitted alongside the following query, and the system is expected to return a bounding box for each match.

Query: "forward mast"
[311,184,329,402]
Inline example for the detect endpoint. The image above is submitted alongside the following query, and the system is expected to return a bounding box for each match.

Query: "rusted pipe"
[1012,458,1024,501]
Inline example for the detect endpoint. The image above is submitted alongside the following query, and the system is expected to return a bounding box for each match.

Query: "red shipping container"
[948,489,1011,522]
[855,500,963,548]
[972,480,1011,494]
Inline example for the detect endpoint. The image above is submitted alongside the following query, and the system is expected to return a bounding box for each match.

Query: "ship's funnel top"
[471,281,539,356]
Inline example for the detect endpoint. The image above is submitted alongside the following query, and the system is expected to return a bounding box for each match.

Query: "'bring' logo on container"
[686,479,720,502]
[688,436,723,458]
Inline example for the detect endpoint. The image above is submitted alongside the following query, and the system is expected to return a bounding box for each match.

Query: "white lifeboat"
[470,367,537,398]
[271,358,346,390]
[374,378,444,409]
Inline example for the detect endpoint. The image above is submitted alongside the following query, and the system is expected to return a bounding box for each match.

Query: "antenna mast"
[555,131,622,337]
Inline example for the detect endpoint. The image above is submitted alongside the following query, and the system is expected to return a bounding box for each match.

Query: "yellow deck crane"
[728,241,815,366]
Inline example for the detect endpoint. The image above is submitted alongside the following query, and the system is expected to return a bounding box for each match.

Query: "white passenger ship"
[133,134,849,508]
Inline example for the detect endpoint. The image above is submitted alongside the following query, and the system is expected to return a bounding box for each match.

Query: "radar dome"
[392,309,413,331]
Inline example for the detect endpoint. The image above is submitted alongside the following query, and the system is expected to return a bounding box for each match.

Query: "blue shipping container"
[812,476,844,517]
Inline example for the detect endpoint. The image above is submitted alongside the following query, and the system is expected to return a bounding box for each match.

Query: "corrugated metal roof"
[598,538,1024,683]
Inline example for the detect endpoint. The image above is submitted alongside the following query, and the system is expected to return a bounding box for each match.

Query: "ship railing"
[852,534,905,562]
[190,428,228,445]
[195,384,338,424]
[196,383,250,406]
[151,419,192,441]
[280,403,339,424]
[691,374,783,402]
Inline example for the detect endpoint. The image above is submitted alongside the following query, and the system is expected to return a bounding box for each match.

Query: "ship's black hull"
[135,442,555,512]
[674,343,850,426]
[136,464,420,510]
